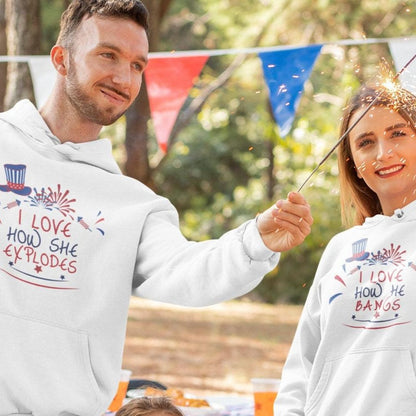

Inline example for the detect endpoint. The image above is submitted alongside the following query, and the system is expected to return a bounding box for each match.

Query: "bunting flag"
[388,39,416,95]
[144,55,209,152]
[27,56,56,107]
[259,45,322,137]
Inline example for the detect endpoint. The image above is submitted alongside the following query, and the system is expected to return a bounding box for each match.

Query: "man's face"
[64,15,148,126]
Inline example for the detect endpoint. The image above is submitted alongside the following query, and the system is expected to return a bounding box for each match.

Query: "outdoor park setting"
[1,0,416,414]
[122,297,303,397]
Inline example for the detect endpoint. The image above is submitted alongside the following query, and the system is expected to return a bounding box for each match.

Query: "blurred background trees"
[3,0,41,107]
[1,0,415,303]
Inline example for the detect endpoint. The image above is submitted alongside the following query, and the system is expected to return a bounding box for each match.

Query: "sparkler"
[297,53,416,192]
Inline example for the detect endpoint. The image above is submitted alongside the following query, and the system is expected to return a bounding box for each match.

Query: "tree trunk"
[125,78,153,188]
[4,0,41,109]
[124,0,173,185]
[0,0,6,111]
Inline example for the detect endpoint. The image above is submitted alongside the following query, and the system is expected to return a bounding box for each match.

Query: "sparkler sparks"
[297,53,416,192]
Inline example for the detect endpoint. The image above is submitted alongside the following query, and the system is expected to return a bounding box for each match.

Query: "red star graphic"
[34,265,42,273]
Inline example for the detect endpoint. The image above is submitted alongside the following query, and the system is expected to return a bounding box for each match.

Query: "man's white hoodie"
[0,100,279,415]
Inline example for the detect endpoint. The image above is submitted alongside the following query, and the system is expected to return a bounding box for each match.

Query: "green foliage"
[40,0,66,53]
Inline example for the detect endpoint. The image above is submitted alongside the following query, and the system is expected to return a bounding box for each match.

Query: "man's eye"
[132,63,143,72]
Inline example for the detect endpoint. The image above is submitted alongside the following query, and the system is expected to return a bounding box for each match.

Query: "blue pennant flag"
[259,45,322,137]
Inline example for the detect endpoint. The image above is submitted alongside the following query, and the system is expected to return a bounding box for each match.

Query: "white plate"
[178,403,224,416]
[126,388,147,399]
[207,396,253,408]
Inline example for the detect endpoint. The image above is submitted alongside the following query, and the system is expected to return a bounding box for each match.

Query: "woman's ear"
[50,45,68,76]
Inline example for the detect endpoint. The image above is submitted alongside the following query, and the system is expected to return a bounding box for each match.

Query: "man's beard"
[65,61,127,126]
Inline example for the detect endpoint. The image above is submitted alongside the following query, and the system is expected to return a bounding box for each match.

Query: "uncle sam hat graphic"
[346,238,370,262]
[0,164,32,196]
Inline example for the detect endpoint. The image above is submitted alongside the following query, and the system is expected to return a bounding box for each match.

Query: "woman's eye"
[358,138,373,148]
[391,130,406,138]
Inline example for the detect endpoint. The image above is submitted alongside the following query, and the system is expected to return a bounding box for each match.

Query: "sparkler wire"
[297,52,416,192]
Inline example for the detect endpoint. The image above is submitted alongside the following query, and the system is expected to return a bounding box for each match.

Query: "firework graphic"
[27,187,54,211]
[26,185,76,219]
[409,262,416,271]
[47,184,76,219]
[94,211,105,236]
[77,211,105,235]
[3,199,21,210]
[367,244,406,267]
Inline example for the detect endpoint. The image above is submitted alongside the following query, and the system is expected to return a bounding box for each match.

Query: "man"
[0,1,312,414]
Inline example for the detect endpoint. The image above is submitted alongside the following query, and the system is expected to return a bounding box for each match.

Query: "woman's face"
[348,105,416,216]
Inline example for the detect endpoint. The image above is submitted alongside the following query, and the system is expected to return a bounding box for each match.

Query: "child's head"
[115,396,184,416]
[338,83,416,225]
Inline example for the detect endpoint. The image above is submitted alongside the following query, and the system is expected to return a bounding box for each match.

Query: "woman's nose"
[376,140,394,160]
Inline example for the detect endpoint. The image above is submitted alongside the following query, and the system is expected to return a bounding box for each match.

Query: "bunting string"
[1,35,415,152]
[1,36,415,60]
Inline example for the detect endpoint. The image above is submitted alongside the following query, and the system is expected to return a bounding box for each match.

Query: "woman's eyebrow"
[354,131,373,142]
[385,122,408,132]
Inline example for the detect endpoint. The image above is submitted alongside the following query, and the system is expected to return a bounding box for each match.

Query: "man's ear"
[50,45,68,76]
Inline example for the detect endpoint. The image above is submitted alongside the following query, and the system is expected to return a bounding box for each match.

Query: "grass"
[122,297,302,398]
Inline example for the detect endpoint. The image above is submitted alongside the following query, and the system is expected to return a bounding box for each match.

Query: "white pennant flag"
[28,56,56,108]
[388,39,416,95]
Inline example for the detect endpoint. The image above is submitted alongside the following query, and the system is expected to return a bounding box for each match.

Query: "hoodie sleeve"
[274,234,342,415]
[274,288,321,415]
[132,199,280,307]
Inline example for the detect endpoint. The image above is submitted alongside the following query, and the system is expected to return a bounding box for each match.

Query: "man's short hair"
[57,0,149,49]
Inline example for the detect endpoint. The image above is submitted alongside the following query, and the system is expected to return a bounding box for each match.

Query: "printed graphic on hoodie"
[329,237,413,330]
[0,164,105,290]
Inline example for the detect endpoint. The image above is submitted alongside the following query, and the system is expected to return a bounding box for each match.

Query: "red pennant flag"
[145,55,209,152]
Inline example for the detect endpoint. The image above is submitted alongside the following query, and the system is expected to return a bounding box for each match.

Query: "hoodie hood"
[362,199,416,227]
[0,99,122,174]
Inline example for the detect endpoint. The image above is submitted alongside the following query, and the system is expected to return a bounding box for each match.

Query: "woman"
[275,84,416,415]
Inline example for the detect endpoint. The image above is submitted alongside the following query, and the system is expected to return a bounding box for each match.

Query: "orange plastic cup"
[251,378,280,416]
[107,369,132,412]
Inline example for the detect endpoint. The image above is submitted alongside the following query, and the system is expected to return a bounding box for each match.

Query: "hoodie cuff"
[242,219,280,262]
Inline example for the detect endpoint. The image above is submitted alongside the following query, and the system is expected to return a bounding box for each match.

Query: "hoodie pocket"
[305,346,416,416]
[0,311,101,415]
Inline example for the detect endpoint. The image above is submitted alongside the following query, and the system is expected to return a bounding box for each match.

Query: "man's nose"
[112,62,132,86]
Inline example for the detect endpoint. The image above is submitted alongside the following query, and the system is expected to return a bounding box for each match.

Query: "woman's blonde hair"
[338,83,416,226]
